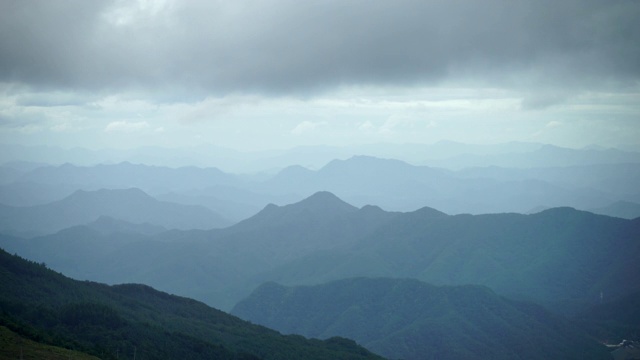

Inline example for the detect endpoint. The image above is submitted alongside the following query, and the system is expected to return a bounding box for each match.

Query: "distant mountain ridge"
[589,201,640,219]
[2,142,639,172]
[2,151,638,216]
[87,215,167,236]
[232,278,611,360]
[0,188,230,237]
[18,161,238,193]
[256,155,630,214]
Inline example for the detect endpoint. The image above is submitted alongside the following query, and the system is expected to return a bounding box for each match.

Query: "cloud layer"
[2,0,638,98]
[0,0,638,151]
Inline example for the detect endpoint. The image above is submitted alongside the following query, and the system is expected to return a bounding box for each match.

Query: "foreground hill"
[0,248,383,360]
[0,188,230,237]
[232,278,610,360]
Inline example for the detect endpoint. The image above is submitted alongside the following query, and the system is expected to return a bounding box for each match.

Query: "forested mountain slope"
[232,278,611,360]
[0,249,383,360]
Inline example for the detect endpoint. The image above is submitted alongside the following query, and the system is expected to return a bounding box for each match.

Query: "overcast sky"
[1,0,639,151]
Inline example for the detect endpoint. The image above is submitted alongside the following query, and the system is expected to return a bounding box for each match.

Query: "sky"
[1,0,639,152]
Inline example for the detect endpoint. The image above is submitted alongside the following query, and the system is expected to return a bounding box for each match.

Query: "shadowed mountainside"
[232,278,611,360]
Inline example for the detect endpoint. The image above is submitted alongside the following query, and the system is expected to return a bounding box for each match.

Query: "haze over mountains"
[1,141,639,359]
[2,142,639,220]
[0,188,230,237]
[2,142,640,172]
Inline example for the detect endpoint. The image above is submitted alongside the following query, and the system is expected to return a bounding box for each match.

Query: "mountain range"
[2,142,639,172]
[2,155,638,220]
[2,191,638,314]
[1,141,639,359]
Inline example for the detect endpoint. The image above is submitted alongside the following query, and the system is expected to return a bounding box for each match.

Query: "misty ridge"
[1,142,639,360]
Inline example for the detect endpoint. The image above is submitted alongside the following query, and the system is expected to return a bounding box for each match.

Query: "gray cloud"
[1,0,638,98]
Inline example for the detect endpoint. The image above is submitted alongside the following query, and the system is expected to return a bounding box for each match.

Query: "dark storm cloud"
[0,0,638,97]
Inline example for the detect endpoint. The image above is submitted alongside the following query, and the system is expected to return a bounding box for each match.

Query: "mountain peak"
[294,191,357,213]
[233,191,357,230]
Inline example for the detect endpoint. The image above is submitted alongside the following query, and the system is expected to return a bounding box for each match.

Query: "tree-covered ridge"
[264,205,640,314]
[232,278,611,360]
[0,248,384,360]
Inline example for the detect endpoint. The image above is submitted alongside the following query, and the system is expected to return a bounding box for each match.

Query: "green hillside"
[0,248,384,360]
[0,325,100,360]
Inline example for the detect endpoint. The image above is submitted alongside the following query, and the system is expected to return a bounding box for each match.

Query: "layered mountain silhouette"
[232,278,611,360]
[3,154,638,217]
[18,162,238,193]
[2,191,638,315]
[3,142,639,172]
[2,143,639,359]
[85,215,167,236]
[0,188,230,237]
[256,156,627,214]
[0,248,383,360]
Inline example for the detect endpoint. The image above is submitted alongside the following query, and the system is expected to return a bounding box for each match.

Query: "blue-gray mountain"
[0,188,230,237]
[256,156,634,214]
[2,191,638,315]
[232,278,611,360]
[2,142,639,172]
[2,155,638,217]
[589,201,640,220]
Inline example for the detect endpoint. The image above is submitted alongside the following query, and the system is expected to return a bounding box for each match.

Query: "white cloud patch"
[291,120,326,136]
[50,122,78,133]
[358,121,375,132]
[379,115,417,136]
[104,120,150,133]
[520,92,571,111]
[545,120,562,128]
